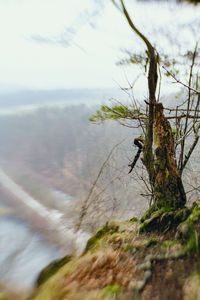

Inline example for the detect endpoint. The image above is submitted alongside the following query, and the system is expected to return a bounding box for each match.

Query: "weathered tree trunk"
[114,0,187,209]
[153,103,186,208]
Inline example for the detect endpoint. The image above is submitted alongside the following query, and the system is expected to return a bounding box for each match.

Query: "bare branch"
[167,114,200,120]
[164,107,200,114]
[162,66,200,94]
[111,0,121,10]
[179,44,198,171]
[181,135,199,172]
[75,140,125,232]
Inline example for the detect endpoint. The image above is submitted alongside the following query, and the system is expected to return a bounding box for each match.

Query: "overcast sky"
[0,0,199,94]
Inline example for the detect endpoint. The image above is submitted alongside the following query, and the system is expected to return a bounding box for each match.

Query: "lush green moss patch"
[175,201,200,254]
[140,206,191,233]
[36,255,72,287]
[103,284,121,296]
[122,244,134,252]
[85,223,119,252]
[140,205,159,223]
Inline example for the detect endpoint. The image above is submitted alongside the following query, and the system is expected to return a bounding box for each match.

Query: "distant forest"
[0,101,199,231]
[0,104,149,231]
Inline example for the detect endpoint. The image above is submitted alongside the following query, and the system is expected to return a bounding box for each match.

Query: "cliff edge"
[3,200,200,300]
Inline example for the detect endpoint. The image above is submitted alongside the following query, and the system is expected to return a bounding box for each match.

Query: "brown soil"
[142,257,198,300]
[58,249,139,291]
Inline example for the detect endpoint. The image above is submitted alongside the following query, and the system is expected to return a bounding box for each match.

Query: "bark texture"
[153,103,186,208]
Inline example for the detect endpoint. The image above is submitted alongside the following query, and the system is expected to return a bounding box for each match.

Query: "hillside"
[2,199,199,300]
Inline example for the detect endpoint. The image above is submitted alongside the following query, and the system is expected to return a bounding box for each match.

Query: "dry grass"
[57,249,136,292]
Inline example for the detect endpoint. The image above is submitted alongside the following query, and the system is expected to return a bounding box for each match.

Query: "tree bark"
[153,103,186,208]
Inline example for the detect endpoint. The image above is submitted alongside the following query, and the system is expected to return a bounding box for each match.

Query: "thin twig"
[167,114,200,120]
[180,44,198,171]
[75,140,125,232]
[162,66,200,94]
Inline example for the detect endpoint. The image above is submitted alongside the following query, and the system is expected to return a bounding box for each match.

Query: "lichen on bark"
[153,102,186,208]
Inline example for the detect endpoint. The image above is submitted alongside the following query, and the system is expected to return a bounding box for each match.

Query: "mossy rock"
[84,222,119,252]
[175,201,200,253]
[36,255,72,287]
[140,206,191,233]
[140,205,158,223]
[140,207,174,232]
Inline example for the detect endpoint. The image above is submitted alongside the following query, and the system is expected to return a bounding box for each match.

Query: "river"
[0,169,90,293]
[0,215,62,291]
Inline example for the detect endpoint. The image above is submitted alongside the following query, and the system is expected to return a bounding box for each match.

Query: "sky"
[0,0,199,95]
[0,0,125,92]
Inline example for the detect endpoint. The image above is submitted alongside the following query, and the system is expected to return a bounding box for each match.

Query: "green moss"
[162,240,179,248]
[140,206,192,234]
[129,217,138,222]
[190,208,200,221]
[174,208,192,223]
[30,257,81,300]
[140,205,158,223]
[36,255,72,287]
[176,221,193,241]
[139,221,149,233]
[175,203,200,254]
[122,244,134,252]
[185,234,196,253]
[141,206,175,223]
[85,223,119,252]
[103,284,121,296]
[146,238,159,248]
[139,207,176,233]
[184,229,199,253]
